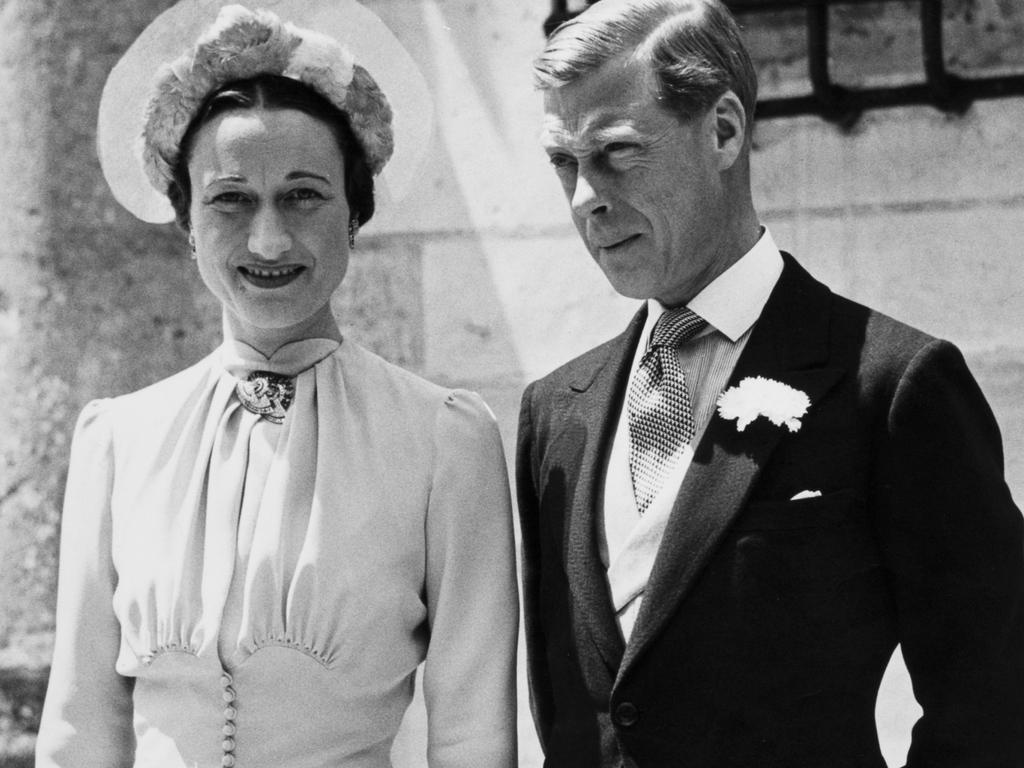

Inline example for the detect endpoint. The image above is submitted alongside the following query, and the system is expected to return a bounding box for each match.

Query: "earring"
[187,230,197,260]
[348,218,359,250]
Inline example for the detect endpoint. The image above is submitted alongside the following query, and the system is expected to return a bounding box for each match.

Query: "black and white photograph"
[1,1,1022,766]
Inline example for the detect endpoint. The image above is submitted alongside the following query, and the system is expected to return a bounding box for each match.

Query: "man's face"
[541,57,730,307]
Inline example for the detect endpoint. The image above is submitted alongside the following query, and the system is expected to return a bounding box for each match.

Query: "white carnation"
[716,376,811,433]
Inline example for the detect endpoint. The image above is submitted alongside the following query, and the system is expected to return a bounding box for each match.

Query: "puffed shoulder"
[441,388,497,421]
[62,399,119,515]
[434,389,504,456]
[69,398,116,451]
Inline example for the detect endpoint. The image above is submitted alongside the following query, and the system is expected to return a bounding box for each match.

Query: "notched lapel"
[562,308,647,674]
[618,255,847,678]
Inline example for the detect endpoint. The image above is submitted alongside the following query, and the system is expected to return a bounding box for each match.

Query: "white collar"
[644,227,784,344]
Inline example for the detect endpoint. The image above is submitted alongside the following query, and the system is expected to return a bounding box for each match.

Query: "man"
[516,1,1024,766]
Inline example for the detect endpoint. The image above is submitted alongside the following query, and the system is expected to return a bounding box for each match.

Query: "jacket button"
[615,701,639,727]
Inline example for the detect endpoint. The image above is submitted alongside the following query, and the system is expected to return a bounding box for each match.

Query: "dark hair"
[534,0,757,134]
[168,74,375,231]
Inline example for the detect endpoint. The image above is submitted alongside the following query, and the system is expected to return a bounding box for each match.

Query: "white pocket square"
[790,489,822,500]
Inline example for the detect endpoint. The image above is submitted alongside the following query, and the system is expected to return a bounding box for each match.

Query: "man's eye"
[605,142,637,154]
[548,154,576,170]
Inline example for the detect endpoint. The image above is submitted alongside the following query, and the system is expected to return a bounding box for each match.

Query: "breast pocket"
[733,488,857,532]
[726,487,887,631]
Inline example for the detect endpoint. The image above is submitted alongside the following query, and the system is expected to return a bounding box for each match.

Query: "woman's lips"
[238,264,305,289]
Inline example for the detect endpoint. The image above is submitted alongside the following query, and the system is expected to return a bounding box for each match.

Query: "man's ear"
[711,90,746,171]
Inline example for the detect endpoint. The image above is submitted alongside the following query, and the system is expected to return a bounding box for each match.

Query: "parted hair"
[168,74,375,232]
[535,0,757,131]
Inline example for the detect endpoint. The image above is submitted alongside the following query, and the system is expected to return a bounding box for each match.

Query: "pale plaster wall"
[1,1,1022,765]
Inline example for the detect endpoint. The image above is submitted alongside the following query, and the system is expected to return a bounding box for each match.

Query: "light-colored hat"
[98,0,431,223]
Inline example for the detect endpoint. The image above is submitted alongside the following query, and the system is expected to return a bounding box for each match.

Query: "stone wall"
[2,1,1023,766]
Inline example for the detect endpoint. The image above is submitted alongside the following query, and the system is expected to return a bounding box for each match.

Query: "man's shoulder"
[781,257,969,412]
[531,334,622,387]
[835,287,932,338]
[826,279,942,369]
[524,309,644,401]
[781,252,942,366]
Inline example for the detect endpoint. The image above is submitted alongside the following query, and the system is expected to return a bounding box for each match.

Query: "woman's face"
[188,107,350,352]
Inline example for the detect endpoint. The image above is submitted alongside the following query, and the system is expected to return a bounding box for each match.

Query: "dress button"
[222,722,237,736]
[615,701,640,727]
[220,672,233,687]
[223,705,237,720]
[222,737,236,752]
[221,755,236,767]
[222,686,236,703]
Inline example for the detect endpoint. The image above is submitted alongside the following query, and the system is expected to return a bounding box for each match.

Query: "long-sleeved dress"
[37,335,519,768]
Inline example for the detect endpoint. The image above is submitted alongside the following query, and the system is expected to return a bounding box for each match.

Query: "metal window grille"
[543,0,1024,127]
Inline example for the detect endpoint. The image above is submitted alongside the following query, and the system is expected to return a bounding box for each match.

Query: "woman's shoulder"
[81,351,221,430]
[336,340,499,431]
[337,341,488,408]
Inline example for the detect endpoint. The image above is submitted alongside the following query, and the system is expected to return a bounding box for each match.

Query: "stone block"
[767,205,1024,355]
[421,231,638,386]
[753,100,1024,214]
[333,238,426,372]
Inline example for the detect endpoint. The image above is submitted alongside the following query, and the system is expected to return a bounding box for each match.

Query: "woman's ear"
[712,90,747,172]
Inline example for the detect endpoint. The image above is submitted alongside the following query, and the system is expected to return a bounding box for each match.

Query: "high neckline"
[219,337,343,378]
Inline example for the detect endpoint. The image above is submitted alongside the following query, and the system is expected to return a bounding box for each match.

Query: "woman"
[36,4,518,767]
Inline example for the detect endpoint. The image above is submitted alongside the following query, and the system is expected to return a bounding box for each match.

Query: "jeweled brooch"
[236,370,295,424]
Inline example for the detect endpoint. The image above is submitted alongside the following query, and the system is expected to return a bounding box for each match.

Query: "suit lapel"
[618,255,847,678]
[563,307,647,675]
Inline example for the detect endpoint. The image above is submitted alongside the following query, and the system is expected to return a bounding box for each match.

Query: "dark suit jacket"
[517,254,1024,768]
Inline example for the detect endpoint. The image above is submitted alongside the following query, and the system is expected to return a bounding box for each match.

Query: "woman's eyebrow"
[285,170,332,183]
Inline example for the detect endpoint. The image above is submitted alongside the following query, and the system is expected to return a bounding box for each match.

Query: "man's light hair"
[535,0,757,131]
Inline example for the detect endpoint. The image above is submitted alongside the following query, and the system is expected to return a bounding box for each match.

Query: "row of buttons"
[221,671,237,767]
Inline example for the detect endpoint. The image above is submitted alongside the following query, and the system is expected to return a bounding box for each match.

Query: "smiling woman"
[35,4,519,768]
[187,105,352,352]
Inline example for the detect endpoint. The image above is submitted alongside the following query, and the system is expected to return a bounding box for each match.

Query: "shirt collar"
[219,334,342,378]
[644,227,784,344]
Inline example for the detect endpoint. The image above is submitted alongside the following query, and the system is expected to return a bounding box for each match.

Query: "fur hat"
[141,5,393,191]
[98,0,431,223]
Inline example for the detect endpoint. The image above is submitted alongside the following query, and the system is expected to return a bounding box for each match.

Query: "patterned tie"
[627,307,708,515]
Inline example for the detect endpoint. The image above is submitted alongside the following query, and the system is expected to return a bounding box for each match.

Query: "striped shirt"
[600,228,784,641]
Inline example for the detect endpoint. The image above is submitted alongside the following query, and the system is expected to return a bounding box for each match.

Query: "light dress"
[36,335,519,768]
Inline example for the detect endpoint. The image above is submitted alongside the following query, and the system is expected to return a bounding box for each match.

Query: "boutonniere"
[716,376,811,433]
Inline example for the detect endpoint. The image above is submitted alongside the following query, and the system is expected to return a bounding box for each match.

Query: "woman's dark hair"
[168,74,375,231]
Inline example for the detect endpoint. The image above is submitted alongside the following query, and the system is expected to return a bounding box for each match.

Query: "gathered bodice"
[110,337,365,673]
[38,337,519,768]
